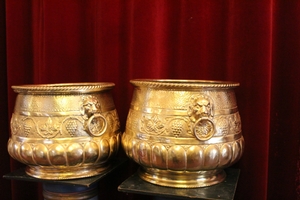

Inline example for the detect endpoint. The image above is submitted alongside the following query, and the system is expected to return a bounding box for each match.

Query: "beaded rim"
[130,79,239,89]
[12,82,115,94]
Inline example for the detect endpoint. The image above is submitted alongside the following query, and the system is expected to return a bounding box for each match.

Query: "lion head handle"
[188,95,215,141]
[81,95,107,137]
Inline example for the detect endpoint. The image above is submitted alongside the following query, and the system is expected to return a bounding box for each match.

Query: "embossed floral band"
[122,79,244,188]
[8,83,120,180]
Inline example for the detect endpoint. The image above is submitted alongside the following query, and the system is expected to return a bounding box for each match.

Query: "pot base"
[138,167,226,188]
[26,163,110,180]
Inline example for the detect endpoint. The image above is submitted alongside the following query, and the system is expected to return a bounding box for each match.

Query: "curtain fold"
[268,1,300,199]
[0,0,10,199]
[2,0,300,199]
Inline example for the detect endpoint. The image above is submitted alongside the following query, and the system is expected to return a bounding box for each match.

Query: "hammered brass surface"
[8,83,121,180]
[122,79,244,188]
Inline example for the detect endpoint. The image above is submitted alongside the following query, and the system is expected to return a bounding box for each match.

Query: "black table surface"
[118,168,240,200]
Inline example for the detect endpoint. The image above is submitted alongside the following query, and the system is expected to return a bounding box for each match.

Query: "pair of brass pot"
[7,79,244,188]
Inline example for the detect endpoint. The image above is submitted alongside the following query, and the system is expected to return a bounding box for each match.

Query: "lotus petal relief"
[122,79,244,188]
[7,83,120,180]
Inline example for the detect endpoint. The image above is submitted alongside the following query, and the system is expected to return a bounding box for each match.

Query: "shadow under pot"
[122,79,244,188]
[8,83,121,180]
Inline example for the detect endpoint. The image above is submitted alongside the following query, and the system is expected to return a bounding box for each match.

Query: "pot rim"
[130,79,239,88]
[12,82,115,94]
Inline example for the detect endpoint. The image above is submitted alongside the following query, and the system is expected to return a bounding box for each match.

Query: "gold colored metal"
[122,79,244,188]
[43,186,98,200]
[8,83,121,180]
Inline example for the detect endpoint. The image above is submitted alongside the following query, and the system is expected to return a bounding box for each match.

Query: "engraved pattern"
[23,118,34,137]
[105,110,120,133]
[129,113,241,138]
[194,118,215,140]
[12,82,114,94]
[87,115,106,136]
[122,80,244,187]
[141,115,165,134]
[147,90,191,110]
[11,110,118,138]
[131,90,237,112]
[230,113,242,133]
[65,119,78,136]
[170,119,184,138]
[38,117,61,138]
[130,79,239,89]
[165,117,191,137]
[11,114,21,135]
[215,116,229,136]
[17,95,83,113]
[8,83,120,180]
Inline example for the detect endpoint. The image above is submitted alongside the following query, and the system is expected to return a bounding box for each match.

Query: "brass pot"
[122,79,244,188]
[8,83,120,180]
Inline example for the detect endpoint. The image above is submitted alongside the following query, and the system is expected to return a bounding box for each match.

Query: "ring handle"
[193,118,215,141]
[86,113,107,137]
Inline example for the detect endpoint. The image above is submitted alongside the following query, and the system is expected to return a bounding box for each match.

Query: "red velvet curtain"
[1,0,300,199]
